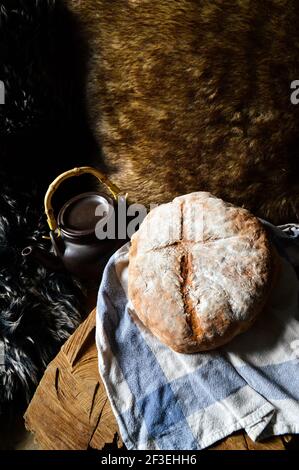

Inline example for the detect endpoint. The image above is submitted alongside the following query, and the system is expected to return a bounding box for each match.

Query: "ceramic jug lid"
[58,192,113,239]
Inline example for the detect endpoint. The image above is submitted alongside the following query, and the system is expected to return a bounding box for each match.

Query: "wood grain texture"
[210,432,249,450]
[243,434,286,450]
[24,309,293,451]
[210,431,287,450]
[24,309,121,450]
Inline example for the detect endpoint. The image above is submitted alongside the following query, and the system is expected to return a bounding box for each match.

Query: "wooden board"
[24,309,293,450]
[24,309,122,450]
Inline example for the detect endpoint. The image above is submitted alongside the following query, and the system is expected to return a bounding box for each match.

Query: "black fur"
[0,0,99,411]
[0,0,100,185]
[0,178,85,409]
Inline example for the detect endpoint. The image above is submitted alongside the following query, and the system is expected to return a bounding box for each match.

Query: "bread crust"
[128,192,279,353]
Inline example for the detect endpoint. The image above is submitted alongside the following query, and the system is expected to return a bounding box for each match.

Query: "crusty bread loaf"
[128,192,278,353]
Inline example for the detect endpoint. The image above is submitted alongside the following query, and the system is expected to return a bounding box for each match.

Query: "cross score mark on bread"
[128,192,279,353]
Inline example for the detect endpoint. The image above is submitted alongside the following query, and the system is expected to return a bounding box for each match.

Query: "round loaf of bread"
[128,192,278,353]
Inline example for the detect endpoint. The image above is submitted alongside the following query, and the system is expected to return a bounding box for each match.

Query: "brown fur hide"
[67,0,299,224]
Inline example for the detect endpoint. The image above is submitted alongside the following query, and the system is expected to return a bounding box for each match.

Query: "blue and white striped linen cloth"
[96,222,299,450]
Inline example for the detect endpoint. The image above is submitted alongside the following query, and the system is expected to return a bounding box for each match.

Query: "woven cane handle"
[44,167,121,231]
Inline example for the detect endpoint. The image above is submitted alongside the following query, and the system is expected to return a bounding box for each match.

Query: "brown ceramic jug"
[22,167,127,281]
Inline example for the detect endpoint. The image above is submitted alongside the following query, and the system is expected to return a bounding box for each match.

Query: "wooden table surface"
[25,309,298,451]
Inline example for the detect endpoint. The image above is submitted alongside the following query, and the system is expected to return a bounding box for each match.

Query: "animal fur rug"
[0,0,97,413]
[66,0,299,224]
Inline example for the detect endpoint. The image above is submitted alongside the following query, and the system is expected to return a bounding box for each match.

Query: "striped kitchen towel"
[96,222,299,450]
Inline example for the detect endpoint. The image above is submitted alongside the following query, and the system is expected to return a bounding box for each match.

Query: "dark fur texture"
[0,0,100,184]
[67,0,299,224]
[0,0,98,411]
[0,180,84,410]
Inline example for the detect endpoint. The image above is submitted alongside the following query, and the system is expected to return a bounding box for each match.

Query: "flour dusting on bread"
[128,192,278,353]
